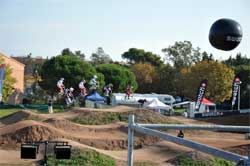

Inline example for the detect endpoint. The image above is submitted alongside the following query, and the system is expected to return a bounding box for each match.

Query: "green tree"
[122,48,163,67]
[75,50,85,60]
[90,47,113,64]
[235,65,250,108]
[178,61,234,102]
[131,63,157,93]
[61,48,85,60]
[201,52,214,61]
[155,64,177,95]
[61,48,74,56]
[96,64,137,92]
[39,55,101,96]
[222,53,250,67]
[162,41,202,68]
[0,58,16,101]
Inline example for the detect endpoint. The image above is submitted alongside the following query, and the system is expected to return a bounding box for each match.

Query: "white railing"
[127,114,250,166]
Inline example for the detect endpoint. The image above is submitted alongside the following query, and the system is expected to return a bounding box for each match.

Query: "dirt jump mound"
[0,110,45,125]
[168,151,213,165]
[0,121,64,148]
[70,108,178,125]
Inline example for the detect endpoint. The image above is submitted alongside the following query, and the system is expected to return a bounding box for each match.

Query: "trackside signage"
[231,76,241,107]
[195,79,207,111]
[0,64,6,102]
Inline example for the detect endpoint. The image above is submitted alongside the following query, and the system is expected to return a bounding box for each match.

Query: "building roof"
[0,53,25,67]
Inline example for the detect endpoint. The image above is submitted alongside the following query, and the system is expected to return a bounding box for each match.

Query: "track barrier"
[127,114,250,166]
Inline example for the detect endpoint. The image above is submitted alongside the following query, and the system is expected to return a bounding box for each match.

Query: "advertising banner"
[195,79,208,111]
[231,76,241,108]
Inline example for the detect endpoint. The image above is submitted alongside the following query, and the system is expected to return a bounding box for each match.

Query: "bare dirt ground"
[196,113,250,126]
[0,106,249,166]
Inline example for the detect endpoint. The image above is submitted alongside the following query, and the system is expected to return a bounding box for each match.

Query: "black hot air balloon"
[209,18,242,51]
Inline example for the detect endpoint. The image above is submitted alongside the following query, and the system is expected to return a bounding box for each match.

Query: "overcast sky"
[0,0,249,61]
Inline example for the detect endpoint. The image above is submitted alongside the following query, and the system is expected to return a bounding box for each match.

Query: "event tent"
[85,92,105,102]
[184,98,218,118]
[202,98,216,106]
[145,98,172,110]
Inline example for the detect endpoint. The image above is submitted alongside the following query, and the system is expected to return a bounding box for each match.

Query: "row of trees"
[1,41,248,108]
[39,53,137,96]
[36,41,249,108]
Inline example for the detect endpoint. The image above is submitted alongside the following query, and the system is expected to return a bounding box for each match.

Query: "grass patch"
[52,108,66,113]
[0,163,35,166]
[134,161,160,166]
[21,104,65,114]
[71,112,127,125]
[47,148,115,166]
[213,157,234,166]
[0,109,19,118]
[174,108,185,114]
[0,104,65,118]
[176,158,210,166]
[173,157,234,166]
[173,108,186,116]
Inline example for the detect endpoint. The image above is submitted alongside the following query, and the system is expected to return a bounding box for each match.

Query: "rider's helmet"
[93,75,98,79]
[61,78,64,81]
[81,79,86,84]
[108,83,113,88]
[70,87,74,92]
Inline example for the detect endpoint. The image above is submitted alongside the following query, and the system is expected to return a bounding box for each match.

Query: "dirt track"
[0,106,249,165]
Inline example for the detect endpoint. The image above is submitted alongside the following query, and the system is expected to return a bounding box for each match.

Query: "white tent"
[145,98,172,110]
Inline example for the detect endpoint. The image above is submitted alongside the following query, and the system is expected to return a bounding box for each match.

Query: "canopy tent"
[85,92,105,102]
[145,98,172,110]
[186,98,217,118]
[202,98,216,106]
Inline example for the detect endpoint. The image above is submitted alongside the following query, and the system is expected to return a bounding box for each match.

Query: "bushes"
[47,148,115,166]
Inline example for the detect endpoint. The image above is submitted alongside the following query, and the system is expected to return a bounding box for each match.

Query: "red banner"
[195,79,208,111]
[231,76,241,108]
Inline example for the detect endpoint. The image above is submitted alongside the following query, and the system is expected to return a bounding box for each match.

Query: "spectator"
[48,99,53,114]
[177,130,184,138]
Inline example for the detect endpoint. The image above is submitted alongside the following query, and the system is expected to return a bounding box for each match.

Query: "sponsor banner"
[231,76,241,107]
[0,64,6,102]
[195,79,208,111]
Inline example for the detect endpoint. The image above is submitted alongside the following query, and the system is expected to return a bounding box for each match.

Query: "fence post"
[127,114,135,166]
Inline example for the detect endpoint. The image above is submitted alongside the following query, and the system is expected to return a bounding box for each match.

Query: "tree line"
[1,41,249,108]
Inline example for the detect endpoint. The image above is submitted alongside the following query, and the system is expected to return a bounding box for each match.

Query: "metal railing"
[127,114,250,166]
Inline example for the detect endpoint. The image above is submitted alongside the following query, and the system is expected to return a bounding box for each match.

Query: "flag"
[231,76,241,108]
[195,79,208,111]
[0,64,6,102]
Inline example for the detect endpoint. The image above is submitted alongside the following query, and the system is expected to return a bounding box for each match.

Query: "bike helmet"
[70,87,74,91]
[93,75,98,79]
[61,78,64,81]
